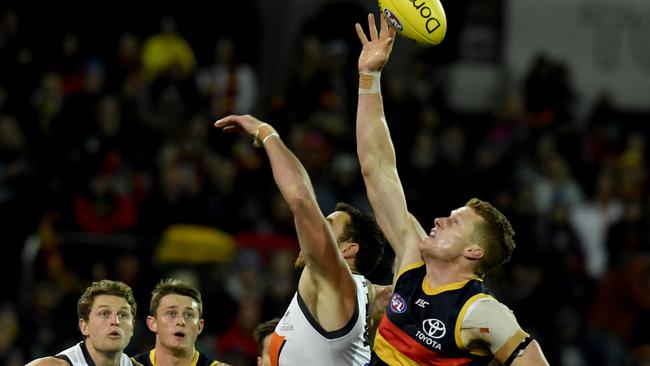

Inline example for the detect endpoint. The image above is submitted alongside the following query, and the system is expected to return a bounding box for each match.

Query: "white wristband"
[359,71,381,94]
[262,132,280,145]
[253,123,273,148]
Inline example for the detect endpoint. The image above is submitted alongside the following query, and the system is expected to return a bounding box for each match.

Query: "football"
[379,0,447,46]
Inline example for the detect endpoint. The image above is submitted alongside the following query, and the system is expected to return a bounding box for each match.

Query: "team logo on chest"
[415,318,446,350]
[390,293,407,313]
[422,318,446,339]
[415,298,429,308]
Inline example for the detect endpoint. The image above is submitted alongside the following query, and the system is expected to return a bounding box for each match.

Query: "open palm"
[355,13,397,73]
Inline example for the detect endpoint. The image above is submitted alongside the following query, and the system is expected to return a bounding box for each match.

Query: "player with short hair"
[354,14,550,366]
[26,280,137,366]
[253,318,280,366]
[131,278,229,366]
[214,114,388,365]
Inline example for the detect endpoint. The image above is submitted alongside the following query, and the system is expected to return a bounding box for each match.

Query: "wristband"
[359,71,381,94]
[254,123,278,148]
[262,132,280,145]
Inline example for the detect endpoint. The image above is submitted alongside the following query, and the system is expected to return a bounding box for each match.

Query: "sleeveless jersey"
[131,349,221,366]
[372,262,493,365]
[269,274,371,366]
[55,341,133,366]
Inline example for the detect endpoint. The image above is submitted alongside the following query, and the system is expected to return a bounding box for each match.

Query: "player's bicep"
[364,164,423,259]
[461,298,532,364]
[509,340,549,365]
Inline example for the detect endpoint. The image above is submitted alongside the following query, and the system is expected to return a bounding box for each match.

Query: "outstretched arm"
[214,115,355,318]
[355,14,425,277]
[25,357,68,366]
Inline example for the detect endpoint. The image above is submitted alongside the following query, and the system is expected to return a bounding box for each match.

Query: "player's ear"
[340,242,359,258]
[79,318,89,337]
[197,318,204,334]
[464,245,483,259]
[146,315,157,332]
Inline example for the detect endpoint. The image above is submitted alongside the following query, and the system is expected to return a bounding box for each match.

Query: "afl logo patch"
[390,293,407,313]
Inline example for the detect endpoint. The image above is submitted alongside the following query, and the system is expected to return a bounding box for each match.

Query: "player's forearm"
[356,88,397,178]
[263,136,317,213]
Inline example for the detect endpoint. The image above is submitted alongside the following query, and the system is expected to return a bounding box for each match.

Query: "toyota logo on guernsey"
[422,318,446,339]
[390,293,407,313]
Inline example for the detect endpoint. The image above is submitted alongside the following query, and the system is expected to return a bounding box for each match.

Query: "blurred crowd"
[1,4,649,366]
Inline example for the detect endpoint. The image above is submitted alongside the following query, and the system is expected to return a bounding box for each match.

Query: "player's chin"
[418,237,436,252]
[100,342,128,353]
[294,252,306,270]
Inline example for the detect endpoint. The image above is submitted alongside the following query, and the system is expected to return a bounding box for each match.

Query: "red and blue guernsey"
[371,261,494,365]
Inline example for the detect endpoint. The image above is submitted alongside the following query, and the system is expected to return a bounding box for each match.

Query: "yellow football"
[379,0,447,47]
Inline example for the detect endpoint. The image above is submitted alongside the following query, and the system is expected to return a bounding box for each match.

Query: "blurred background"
[1,1,649,365]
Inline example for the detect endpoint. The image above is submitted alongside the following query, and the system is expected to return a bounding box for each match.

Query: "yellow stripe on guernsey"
[373,330,421,366]
[149,349,200,366]
[422,277,482,296]
[396,261,425,280]
[454,293,492,356]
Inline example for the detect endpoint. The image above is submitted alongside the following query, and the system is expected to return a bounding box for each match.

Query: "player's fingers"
[355,23,368,44]
[382,14,397,38]
[222,125,240,133]
[214,115,239,128]
[369,13,379,40]
[380,11,388,35]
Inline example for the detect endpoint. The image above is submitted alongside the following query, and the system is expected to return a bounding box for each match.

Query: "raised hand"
[214,114,265,136]
[355,13,396,73]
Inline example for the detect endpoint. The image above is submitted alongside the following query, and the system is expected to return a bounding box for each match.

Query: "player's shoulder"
[464,295,519,329]
[471,296,515,315]
[25,356,70,366]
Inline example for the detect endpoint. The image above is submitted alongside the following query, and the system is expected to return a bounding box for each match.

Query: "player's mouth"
[108,330,122,338]
[174,332,186,339]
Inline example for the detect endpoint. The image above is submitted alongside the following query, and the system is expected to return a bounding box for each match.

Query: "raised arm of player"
[214,115,356,330]
[355,14,425,279]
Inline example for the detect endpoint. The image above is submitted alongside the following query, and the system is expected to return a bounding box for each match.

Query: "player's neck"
[84,341,122,366]
[423,260,477,289]
[154,344,196,366]
[346,258,359,275]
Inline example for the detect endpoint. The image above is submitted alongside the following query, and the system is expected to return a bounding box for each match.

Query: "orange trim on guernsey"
[269,332,286,366]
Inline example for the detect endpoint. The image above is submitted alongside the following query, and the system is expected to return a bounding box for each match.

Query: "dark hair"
[253,318,280,355]
[77,280,137,324]
[335,202,386,276]
[465,198,516,277]
[150,278,202,317]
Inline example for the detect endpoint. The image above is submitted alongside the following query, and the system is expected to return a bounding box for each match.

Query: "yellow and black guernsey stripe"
[371,262,493,365]
[131,349,222,366]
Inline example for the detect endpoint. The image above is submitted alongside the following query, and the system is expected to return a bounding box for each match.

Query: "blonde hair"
[465,198,516,277]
